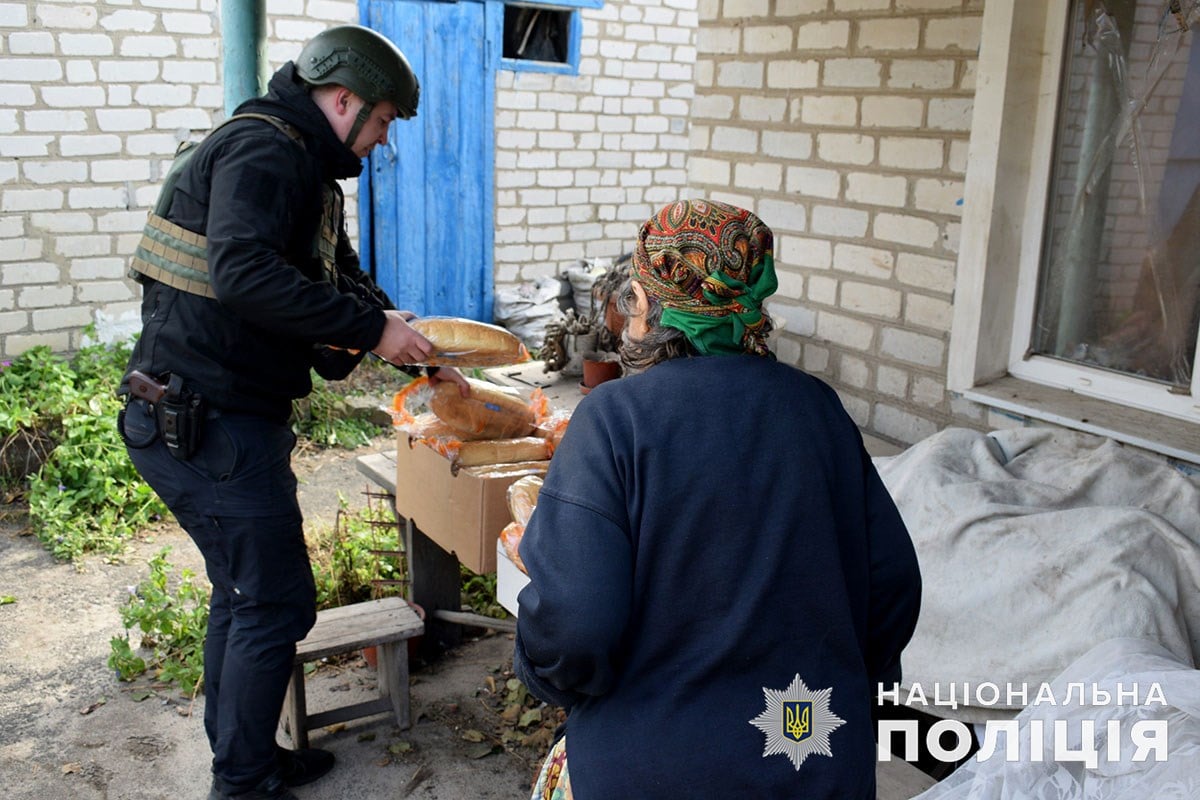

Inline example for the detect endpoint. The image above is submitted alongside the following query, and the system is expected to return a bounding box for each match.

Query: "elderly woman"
[514,200,921,799]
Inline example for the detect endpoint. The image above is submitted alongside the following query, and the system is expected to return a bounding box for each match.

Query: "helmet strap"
[345,100,374,149]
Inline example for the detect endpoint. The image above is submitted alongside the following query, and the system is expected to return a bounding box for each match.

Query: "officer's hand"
[429,366,470,398]
[373,310,433,365]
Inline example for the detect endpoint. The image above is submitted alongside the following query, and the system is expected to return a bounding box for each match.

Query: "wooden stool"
[282,597,424,748]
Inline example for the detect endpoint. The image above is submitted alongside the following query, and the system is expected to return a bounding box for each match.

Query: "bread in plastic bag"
[506,475,543,527]
[408,317,530,367]
[430,379,536,439]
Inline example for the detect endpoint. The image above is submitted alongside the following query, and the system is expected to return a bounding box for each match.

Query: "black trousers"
[121,399,316,793]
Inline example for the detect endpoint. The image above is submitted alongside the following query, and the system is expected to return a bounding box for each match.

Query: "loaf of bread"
[506,475,543,527]
[409,317,529,367]
[455,436,551,468]
[430,379,536,439]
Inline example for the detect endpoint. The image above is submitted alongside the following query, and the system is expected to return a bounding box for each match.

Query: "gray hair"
[615,277,697,373]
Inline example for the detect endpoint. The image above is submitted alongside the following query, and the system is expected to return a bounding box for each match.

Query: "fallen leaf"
[485,675,496,693]
[460,729,485,743]
[517,708,542,728]
[500,704,521,724]
[61,762,81,775]
[131,691,155,702]
[357,732,376,742]
[521,727,554,749]
[79,698,107,715]
[466,742,495,759]
[375,756,392,767]
[325,723,346,734]
[388,740,413,754]
[0,595,16,605]
[401,763,432,796]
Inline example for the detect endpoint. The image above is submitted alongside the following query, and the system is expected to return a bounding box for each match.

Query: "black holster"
[157,374,205,461]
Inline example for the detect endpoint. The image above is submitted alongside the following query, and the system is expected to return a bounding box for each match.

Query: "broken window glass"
[1035,0,1199,388]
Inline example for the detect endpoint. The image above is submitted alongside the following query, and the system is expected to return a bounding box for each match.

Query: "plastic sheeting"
[874,427,1200,723]
[914,637,1200,799]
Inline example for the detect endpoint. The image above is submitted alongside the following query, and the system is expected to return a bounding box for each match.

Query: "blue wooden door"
[358,0,496,322]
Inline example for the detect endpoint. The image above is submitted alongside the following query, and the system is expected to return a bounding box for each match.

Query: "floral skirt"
[530,735,573,800]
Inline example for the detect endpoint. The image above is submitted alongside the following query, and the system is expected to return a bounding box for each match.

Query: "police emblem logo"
[750,674,845,770]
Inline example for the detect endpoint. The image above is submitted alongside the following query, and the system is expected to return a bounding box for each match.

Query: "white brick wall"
[3,0,704,356]
[1,0,1037,451]
[691,0,982,446]
[493,2,698,280]
[0,0,356,355]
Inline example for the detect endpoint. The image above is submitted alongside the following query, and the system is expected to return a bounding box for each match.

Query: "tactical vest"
[128,113,342,298]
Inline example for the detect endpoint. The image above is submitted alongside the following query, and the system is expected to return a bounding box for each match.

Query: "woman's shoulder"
[683,353,836,391]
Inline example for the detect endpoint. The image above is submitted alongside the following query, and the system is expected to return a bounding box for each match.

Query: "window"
[1031,1,1198,399]
[504,5,571,64]
[499,0,602,76]
[951,0,1200,461]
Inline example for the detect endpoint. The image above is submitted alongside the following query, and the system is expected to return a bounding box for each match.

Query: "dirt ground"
[0,427,543,800]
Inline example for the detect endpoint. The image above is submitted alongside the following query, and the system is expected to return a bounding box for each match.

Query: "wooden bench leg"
[283,663,309,749]
[377,641,411,730]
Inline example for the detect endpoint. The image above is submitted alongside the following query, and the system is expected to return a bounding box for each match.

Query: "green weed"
[307,493,407,610]
[1,337,167,561]
[291,371,391,449]
[2,335,394,562]
[461,566,509,620]
[109,499,409,692]
[109,547,209,695]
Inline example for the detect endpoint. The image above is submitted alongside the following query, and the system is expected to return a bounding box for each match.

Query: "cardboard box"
[392,436,548,573]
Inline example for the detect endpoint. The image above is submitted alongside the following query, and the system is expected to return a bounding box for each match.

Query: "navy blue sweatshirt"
[515,355,921,798]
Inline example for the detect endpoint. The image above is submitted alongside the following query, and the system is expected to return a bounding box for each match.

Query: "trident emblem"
[783,701,811,742]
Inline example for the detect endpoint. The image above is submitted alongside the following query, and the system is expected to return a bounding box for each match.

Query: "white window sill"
[963,376,1200,469]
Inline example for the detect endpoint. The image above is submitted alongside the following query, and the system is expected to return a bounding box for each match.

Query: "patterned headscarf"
[632,199,777,357]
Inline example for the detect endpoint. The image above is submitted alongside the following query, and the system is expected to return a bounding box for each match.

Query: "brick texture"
[3,0,1007,450]
[493,4,698,280]
[1,0,704,360]
[689,0,982,445]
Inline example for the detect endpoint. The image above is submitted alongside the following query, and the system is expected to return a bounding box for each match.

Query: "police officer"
[118,25,467,800]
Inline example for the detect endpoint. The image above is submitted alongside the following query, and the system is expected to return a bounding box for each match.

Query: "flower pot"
[362,644,379,669]
[560,331,596,377]
[360,601,426,669]
[581,355,621,393]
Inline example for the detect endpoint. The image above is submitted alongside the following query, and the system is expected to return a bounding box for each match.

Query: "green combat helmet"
[296,24,419,145]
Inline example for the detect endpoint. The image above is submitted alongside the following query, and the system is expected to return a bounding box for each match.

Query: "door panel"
[359,0,494,322]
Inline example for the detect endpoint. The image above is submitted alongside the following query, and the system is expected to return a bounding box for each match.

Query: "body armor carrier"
[128,114,341,298]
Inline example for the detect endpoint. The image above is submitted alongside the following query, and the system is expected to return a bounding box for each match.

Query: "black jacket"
[123,63,388,422]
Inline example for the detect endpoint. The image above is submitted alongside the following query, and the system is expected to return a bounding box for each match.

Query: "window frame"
[949,0,1200,463]
[498,0,601,76]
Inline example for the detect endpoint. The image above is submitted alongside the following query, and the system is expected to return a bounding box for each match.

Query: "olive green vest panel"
[128,113,314,299]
